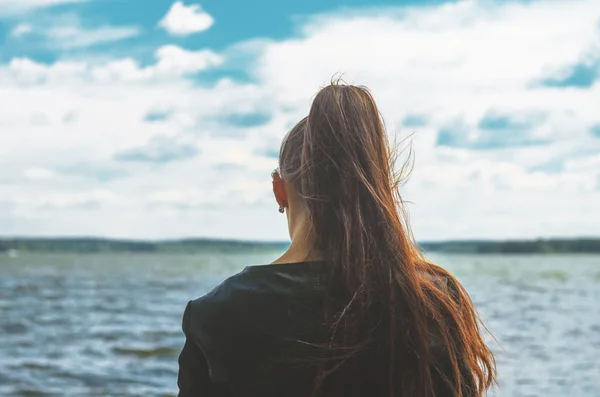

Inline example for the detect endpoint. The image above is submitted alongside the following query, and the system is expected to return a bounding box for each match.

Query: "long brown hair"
[278,82,496,397]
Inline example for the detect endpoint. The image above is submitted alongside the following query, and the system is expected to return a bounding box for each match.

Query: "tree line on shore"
[419,238,600,254]
[0,238,288,254]
[1,237,600,254]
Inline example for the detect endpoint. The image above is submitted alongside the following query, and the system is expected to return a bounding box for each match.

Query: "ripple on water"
[13,283,41,294]
[563,327,584,338]
[142,329,180,343]
[21,362,55,371]
[539,270,569,281]
[2,321,28,334]
[14,389,46,397]
[527,344,551,361]
[515,378,536,386]
[113,346,179,358]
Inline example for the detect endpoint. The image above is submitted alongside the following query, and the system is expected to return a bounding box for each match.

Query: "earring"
[278,206,285,213]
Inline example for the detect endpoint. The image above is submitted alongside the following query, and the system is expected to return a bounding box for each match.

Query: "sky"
[0,0,599,242]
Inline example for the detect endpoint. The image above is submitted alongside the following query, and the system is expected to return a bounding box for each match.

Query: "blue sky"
[0,0,599,241]
[0,0,449,68]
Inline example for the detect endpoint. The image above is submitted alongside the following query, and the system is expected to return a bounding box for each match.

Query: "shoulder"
[181,269,254,370]
[184,262,324,336]
[180,270,259,382]
[186,269,253,327]
[194,262,323,307]
[185,266,284,331]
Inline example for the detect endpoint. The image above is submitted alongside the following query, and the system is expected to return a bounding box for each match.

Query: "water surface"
[1,252,599,396]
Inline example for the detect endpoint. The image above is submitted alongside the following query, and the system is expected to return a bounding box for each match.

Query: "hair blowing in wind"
[278,82,497,397]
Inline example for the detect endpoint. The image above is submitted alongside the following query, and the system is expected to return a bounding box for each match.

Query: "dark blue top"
[176,261,467,397]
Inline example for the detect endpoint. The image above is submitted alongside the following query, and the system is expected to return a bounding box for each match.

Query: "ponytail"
[279,82,496,397]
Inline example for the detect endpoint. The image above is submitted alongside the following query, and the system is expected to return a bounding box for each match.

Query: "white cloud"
[10,23,33,38]
[139,45,223,77]
[0,0,84,16]
[24,167,57,180]
[6,14,140,48]
[45,24,140,49]
[2,45,222,84]
[14,189,123,210]
[1,0,600,240]
[159,1,214,36]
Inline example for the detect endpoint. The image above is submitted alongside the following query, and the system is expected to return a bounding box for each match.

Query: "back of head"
[280,84,399,286]
[279,82,496,397]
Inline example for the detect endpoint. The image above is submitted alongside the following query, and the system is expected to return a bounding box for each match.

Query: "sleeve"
[177,301,232,397]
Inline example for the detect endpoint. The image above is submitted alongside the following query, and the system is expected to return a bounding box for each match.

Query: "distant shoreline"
[1,237,600,254]
[419,238,600,254]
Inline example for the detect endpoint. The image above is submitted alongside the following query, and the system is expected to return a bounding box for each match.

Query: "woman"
[177,83,496,397]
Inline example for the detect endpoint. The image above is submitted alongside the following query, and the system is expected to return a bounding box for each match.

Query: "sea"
[1,251,599,397]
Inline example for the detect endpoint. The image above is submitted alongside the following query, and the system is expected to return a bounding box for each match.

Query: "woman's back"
[178,262,474,397]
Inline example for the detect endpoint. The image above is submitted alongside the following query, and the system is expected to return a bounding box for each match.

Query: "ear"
[272,179,287,208]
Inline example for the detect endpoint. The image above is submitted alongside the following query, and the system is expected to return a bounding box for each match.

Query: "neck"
[272,206,321,264]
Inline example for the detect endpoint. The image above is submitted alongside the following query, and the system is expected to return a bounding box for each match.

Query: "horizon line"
[2,235,600,244]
